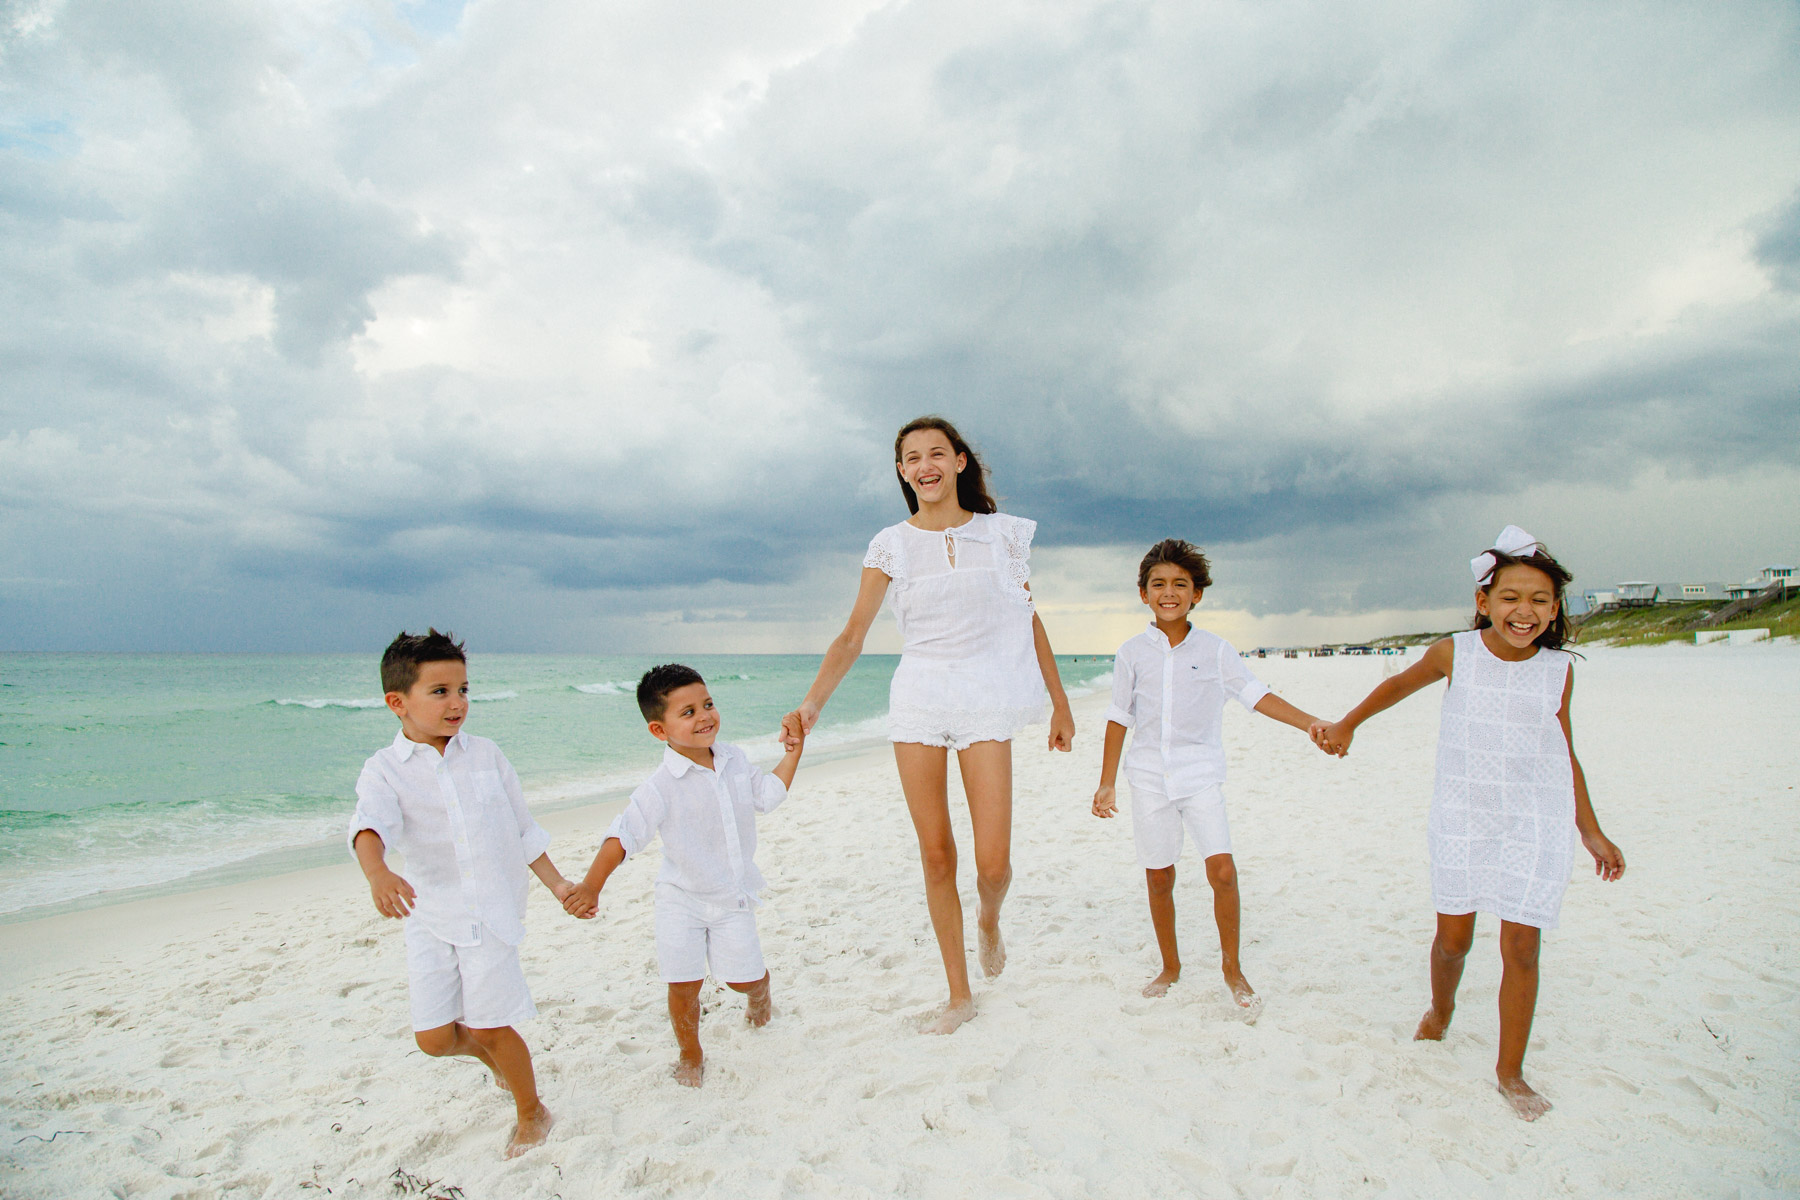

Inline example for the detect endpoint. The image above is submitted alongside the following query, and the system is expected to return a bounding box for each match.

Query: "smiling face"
[386,659,469,751]
[1476,563,1561,652]
[896,427,966,509]
[1140,563,1200,627]
[649,681,720,763]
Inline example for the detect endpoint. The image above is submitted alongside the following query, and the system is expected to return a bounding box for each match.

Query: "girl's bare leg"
[894,742,974,1034]
[1496,920,1550,1120]
[1143,865,1180,996]
[956,740,1014,980]
[465,1025,554,1158]
[1204,853,1256,1009]
[1416,911,1475,1040]
[666,979,705,1086]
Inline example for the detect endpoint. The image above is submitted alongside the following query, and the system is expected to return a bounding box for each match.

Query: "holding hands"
[779,703,818,751]
[563,881,602,920]
[1308,719,1352,757]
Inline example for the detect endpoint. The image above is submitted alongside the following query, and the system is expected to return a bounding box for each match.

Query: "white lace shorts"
[654,887,766,984]
[888,702,1043,752]
[1131,781,1232,868]
[405,921,537,1032]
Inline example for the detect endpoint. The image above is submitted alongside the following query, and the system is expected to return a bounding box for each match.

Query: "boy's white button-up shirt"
[349,729,551,948]
[1106,622,1271,797]
[606,742,787,906]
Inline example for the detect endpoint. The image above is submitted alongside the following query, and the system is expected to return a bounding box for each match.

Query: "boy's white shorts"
[1130,780,1232,868]
[405,921,537,1032]
[654,885,766,984]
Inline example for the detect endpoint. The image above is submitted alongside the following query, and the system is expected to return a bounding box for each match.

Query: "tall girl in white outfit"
[1312,527,1625,1121]
[782,417,1075,1034]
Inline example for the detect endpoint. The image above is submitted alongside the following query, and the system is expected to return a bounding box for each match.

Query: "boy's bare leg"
[958,740,1014,980]
[1204,854,1256,1009]
[1495,920,1550,1120]
[1415,911,1475,1040]
[895,743,975,1034]
[667,979,706,1085]
[465,1025,553,1158]
[415,1021,507,1086]
[727,972,773,1027]
[1143,865,1181,996]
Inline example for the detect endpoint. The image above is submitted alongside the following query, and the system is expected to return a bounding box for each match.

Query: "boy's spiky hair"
[1137,539,1213,591]
[380,628,466,695]
[637,663,706,722]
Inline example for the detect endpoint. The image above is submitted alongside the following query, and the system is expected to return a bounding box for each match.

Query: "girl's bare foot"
[1414,1006,1454,1041]
[503,1104,553,1159]
[917,999,975,1035]
[1498,1074,1552,1120]
[977,921,1006,978]
[673,1055,704,1087]
[1142,966,1180,997]
[1223,965,1256,1007]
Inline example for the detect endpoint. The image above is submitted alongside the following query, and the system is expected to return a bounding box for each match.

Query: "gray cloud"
[2,0,1798,650]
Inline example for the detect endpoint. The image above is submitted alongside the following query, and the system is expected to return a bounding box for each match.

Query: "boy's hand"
[779,703,818,750]
[549,878,576,904]
[1309,720,1351,757]
[563,882,601,919]
[368,867,416,919]
[1583,831,1626,881]
[1092,784,1117,818]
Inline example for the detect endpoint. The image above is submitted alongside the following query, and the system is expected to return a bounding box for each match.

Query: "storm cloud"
[2,0,1797,651]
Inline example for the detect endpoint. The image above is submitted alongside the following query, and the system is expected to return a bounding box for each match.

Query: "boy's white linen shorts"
[1129,779,1232,868]
[654,884,766,984]
[404,920,537,1032]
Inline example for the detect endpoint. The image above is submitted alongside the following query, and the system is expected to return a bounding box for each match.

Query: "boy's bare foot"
[1414,1006,1454,1041]
[672,1054,705,1088]
[503,1103,553,1159]
[1142,966,1180,997]
[1223,965,1257,1007]
[1498,1075,1552,1121]
[977,921,1006,978]
[917,999,976,1035]
[745,985,773,1028]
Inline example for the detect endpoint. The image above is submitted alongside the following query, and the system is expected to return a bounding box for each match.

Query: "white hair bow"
[1471,525,1543,583]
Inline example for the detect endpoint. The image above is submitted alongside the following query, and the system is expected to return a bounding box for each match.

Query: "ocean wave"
[273,697,385,709]
[1065,669,1115,698]
[469,691,518,702]
[573,681,632,696]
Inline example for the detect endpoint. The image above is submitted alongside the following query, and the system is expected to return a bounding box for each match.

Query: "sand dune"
[3,644,1797,1198]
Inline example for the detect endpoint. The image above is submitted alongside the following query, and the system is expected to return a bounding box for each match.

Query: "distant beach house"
[1615,581,1658,607]
[1728,564,1796,601]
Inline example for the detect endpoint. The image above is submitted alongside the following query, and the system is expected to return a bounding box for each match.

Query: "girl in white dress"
[1311,526,1625,1121]
[781,417,1076,1034]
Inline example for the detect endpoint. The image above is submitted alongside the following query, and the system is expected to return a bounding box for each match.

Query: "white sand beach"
[2,644,1797,1198]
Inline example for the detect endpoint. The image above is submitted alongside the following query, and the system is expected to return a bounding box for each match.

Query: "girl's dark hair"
[893,416,997,515]
[1137,539,1213,590]
[1474,546,1576,650]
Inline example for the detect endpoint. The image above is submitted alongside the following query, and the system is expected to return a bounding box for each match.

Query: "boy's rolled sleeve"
[348,763,402,856]
[497,752,552,862]
[604,783,664,860]
[749,769,788,815]
[1220,641,1272,711]
[1104,654,1136,729]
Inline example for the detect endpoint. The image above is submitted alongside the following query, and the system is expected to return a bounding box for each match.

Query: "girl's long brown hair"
[894,416,997,515]
[1473,546,1576,651]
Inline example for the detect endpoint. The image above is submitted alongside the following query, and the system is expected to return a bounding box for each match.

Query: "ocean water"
[0,653,1115,920]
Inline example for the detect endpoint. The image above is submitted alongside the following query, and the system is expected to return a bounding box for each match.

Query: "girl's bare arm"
[1028,600,1075,751]
[781,567,890,746]
[1559,668,1625,880]
[1311,638,1454,755]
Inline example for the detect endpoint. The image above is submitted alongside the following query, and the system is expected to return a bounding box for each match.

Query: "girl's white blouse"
[863,512,1047,744]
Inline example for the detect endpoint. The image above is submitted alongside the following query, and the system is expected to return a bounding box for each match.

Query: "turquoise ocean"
[0,653,1115,921]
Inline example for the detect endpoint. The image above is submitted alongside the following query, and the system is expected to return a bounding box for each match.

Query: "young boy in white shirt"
[349,629,574,1159]
[563,663,803,1087]
[1092,541,1323,1013]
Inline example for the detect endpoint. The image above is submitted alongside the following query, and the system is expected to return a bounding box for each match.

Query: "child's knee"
[1499,926,1541,969]
[725,972,768,994]
[1145,866,1176,895]
[1435,927,1474,960]
[414,1025,458,1057]
[465,1024,515,1053]
[976,862,1011,893]
[1204,854,1237,891]
[918,842,957,884]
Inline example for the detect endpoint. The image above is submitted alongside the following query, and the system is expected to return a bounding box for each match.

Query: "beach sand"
[2,644,1797,1198]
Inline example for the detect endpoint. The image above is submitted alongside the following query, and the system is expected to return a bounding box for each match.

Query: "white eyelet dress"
[862,512,1048,750]
[1430,630,1576,930]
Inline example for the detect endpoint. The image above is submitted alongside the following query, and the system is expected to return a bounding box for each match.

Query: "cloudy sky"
[2,0,1797,654]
